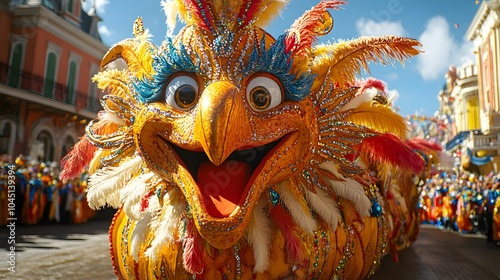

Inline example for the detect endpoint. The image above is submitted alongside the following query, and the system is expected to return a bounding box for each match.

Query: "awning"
[445,131,471,151]
[468,148,493,166]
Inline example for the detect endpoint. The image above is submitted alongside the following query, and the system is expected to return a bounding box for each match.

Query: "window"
[67,61,77,103]
[8,44,24,87]
[467,96,479,130]
[43,52,57,97]
[68,0,74,13]
[88,63,101,111]
[35,130,54,162]
[0,122,12,155]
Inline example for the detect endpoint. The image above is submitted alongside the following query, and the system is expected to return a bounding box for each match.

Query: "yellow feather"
[311,36,422,86]
[88,149,110,175]
[93,70,131,98]
[344,102,409,139]
[254,0,289,28]
[100,36,155,81]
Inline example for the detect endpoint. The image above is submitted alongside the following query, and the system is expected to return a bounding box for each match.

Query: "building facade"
[0,0,108,162]
[459,0,500,174]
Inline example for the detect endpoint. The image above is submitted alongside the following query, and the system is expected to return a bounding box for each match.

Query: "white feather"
[87,155,143,209]
[121,172,156,221]
[277,182,316,235]
[247,198,272,273]
[161,0,181,37]
[320,161,371,217]
[305,187,342,231]
[145,190,183,260]
[339,91,376,112]
[97,111,125,125]
[130,209,152,260]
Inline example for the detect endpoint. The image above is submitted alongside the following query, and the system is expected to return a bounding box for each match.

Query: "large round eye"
[246,75,283,112]
[165,75,199,110]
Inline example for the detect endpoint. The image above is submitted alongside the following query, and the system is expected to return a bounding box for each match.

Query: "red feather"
[286,0,345,55]
[236,0,262,30]
[184,0,214,32]
[355,77,387,95]
[407,138,442,152]
[59,136,96,181]
[357,133,425,173]
[182,219,205,275]
[270,204,305,263]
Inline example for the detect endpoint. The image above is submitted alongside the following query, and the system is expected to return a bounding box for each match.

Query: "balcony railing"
[0,61,101,113]
[469,133,499,151]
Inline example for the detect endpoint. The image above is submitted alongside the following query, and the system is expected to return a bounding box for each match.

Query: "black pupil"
[177,85,196,106]
[252,88,270,108]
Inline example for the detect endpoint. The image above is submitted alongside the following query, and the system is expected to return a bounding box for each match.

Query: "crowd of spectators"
[419,170,500,245]
[0,154,95,226]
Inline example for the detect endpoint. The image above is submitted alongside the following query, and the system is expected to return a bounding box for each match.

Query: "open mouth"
[170,140,280,218]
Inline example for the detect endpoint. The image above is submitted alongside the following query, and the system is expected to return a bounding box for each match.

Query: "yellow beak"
[194,81,251,165]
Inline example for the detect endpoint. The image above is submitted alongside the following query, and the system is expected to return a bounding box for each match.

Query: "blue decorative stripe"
[242,33,315,101]
[133,37,201,103]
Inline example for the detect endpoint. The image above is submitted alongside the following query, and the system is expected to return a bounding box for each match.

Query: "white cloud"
[98,24,111,37]
[417,16,474,81]
[94,0,109,15]
[355,18,405,37]
[82,0,109,15]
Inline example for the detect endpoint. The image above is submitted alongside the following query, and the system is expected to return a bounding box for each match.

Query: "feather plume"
[247,198,273,273]
[236,0,263,30]
[286,0,344,55]
[407,138,442,152]
[277,182,317,234]
[161,0,187,36]
[343,102,409,138]
[181,0,214,32]
[270,204,305,263]
[305,187,342,231]
[87,149,108,175]
[339,91,377,112]
[59,136,96,181]
[121,172,155,220]
[357,133,425,173]
[97,111,126,125]
[120,39,155,80]
[130,208,152,260]
[146,190,183,259]
[182,218,205,274]
[355,77,387,94]
[254,0,289,28]
[311,36,422,86]
[321,161,371,216]
[86,155,143,209]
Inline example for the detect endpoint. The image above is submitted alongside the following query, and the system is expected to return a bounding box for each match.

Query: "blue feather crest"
[133,37,201,103]
[243,34,315,101]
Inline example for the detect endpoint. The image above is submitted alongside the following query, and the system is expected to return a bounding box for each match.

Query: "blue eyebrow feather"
[242,33,315,101]
[133,37,201,103]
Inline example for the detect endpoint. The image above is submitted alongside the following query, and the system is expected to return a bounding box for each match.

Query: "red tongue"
[197,160,252,218]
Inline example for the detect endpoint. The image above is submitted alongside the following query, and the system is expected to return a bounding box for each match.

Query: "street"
[1,209,499,280]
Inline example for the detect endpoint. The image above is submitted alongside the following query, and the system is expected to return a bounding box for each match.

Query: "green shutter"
[43,53,57,97]
[8,44,23,87]
[67,61,76,103]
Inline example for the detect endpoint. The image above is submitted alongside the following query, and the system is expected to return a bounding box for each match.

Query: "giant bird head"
[60,0,423,273]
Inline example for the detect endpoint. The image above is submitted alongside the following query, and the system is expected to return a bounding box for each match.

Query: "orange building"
[0,0,108,162]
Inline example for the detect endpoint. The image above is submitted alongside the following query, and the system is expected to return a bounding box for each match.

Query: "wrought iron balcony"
[0,61,101,113]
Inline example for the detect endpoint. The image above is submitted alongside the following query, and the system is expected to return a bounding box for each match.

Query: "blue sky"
[84,0,480,117]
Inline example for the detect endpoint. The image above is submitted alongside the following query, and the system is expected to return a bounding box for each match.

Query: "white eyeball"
[165,75,199,110]
[246,75,283,112]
